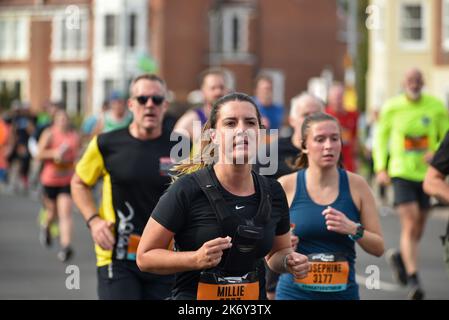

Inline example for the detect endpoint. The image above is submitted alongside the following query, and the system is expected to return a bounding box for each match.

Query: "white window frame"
[210,6,252,59]
[51,10,88,61]
[104,14,119,49]
[51,68,88,115]
[0,68,28,101]
[442,0,449,51]
[398,0,428,51]
[0,16,29,60]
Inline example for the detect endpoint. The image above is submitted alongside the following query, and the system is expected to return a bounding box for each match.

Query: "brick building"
[0,0,347,117]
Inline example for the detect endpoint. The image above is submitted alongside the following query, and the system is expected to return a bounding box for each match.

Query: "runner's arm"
[423,166,449,204]
[36,128,56,161]
[137,217,232,274]
[265,232,309,279]
[354,176,384,257]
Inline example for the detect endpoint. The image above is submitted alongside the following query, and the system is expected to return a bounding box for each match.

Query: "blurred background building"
[0,0,350,117]
[368,0,449,111]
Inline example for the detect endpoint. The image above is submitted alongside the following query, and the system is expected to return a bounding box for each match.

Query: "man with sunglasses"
[71,74,177,299]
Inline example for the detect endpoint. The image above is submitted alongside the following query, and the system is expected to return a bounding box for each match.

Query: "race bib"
[197,271,259,300]
[404,135,428,152]
[295,253,349,292]
[126,234,141,261]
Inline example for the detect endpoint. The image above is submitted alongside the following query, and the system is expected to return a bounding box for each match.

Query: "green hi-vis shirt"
[374,93,449,182]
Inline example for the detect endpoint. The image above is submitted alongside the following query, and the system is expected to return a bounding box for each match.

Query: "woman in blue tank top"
[276,112,385,300]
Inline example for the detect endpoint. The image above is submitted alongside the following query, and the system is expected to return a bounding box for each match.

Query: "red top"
[325,107,359,172]
[40,127,80,186]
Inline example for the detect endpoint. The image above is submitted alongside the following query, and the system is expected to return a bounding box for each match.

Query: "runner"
[374,68,449,299]
[37,109,80,262]
[137,92,310,300]
[71,74,176,300]
[276,112,384,300]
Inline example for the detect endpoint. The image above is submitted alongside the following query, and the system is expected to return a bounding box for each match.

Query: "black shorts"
[97,260,174,300]
[392,178,430,209]
[43,185,71,200]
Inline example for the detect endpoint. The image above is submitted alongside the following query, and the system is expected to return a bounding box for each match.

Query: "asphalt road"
[1,191,448,300]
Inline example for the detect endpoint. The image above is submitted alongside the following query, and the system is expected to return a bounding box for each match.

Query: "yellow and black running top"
[75,128,177,267]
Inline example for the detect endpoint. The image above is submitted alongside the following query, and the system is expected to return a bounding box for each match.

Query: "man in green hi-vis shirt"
[374,68,449,300]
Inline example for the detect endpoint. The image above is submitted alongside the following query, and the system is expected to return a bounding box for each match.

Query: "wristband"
[86,213,100,229]
[283,254,290,273]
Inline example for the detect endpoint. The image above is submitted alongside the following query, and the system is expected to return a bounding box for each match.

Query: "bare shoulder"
[347,171,374,209]
[347,171,370,190]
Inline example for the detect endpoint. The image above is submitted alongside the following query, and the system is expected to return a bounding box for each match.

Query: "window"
[51,68,87,114]
[52,13,88,60]
[0,17,28,60]
[59,80,86,115]
[104,15,118,48]
[0,80,22,100]
[210,6,250,57]
[443,0,449,51]
[76,81,85,115]
[129,13,137,49]
[399,2,426,49]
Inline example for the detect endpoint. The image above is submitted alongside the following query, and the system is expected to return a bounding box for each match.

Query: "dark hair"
[129,74,167,97]
[174,92,264,175]
[292,112,344,170]
[199,68,226,88]
[254,73,273,88]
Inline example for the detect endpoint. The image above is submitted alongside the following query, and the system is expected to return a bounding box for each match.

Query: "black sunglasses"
[133,95,165,106]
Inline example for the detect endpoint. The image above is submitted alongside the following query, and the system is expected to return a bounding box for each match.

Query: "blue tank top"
[276,168,360,300]
[194,108,207,126]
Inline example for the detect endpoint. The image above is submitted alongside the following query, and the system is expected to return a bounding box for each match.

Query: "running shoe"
[39,225,51,248]
[385,248,408,286]
[57,246,74,262]
[408,284,425,300]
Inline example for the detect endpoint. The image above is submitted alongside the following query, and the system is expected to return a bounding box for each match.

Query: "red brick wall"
[151,0,211,101]
[258,0,345,104]
[29,20,51,111]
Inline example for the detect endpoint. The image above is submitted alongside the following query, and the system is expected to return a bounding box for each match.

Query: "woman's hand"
[322,206,358,236]
[284,252,309,279]
[194,236,232,270]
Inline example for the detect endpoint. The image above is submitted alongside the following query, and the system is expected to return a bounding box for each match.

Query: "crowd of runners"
[1,67,448,300]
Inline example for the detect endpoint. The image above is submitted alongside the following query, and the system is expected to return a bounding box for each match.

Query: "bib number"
[295,253,349,292]
[404,135,428,152]
[197,271,259,300]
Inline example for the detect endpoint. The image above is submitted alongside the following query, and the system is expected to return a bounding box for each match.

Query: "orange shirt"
[40,127,80,186]
[0,120,10,169]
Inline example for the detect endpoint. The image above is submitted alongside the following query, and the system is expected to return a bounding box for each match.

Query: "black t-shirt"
[256,136,301,179]
[97,128,178,240]
[431,131,449,175]
[151,167,290,299]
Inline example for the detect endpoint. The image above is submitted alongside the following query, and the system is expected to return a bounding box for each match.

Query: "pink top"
[40,127,80,186]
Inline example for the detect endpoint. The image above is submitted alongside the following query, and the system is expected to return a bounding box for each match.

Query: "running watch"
[349,223,364,241]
